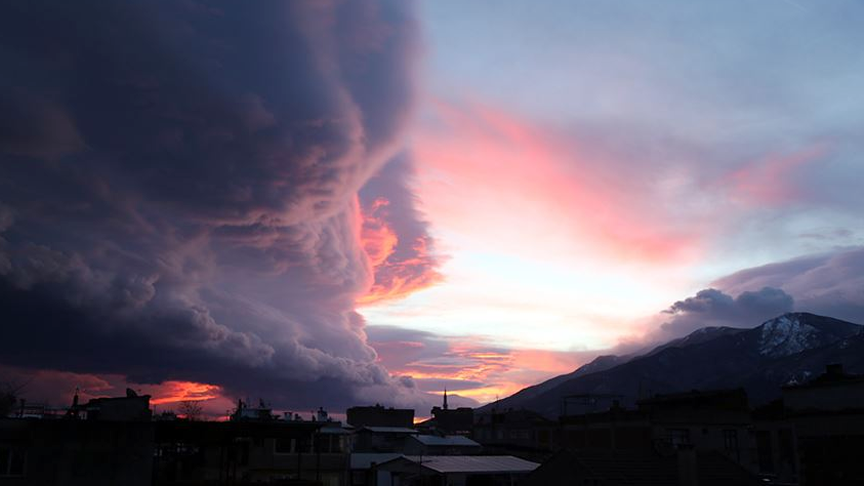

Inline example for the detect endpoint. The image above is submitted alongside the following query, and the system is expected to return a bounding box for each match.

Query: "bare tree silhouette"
[179,400,204,421]
[0,378,27,417]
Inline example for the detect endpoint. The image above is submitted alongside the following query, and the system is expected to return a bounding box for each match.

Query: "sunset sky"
[1,0,863,415]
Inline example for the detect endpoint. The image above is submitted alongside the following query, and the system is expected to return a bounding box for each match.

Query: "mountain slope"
[483,312,862,417]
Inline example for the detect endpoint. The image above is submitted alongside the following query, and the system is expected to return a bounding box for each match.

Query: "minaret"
[443,387,449,410]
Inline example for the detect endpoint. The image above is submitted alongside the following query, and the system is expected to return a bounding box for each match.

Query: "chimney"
[677,445,699,486]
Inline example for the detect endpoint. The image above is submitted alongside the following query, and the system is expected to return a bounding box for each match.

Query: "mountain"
[481,312,863,417]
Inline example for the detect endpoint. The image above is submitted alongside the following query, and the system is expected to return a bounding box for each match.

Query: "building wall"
[0,419,153,486]
[783,382,864,412]
[347,407,414,428]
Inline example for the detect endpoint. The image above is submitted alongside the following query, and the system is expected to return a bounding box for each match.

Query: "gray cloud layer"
[714,246,864,325]
[658,287,794,340]
[0,0,440,411]
[651,246,864,344]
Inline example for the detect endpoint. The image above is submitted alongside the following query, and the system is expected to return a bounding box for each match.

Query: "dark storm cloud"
[0,0,438,410]
[656,287,794,339]
[714,246,864,325]
[645,247,864,344]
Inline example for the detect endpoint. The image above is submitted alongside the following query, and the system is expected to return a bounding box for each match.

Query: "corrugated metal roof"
[413,434,480,447]
[407,455,539,474]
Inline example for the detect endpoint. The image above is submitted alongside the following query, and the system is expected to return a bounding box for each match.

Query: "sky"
[1,0,864,416]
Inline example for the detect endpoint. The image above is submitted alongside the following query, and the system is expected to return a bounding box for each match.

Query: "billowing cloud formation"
[657,287,794,340]
[714,246,864,325]
[358,154,442,305]
[644,246,864,345]
[0,0,442,411]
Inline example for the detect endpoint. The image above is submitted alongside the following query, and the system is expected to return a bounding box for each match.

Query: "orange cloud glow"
[147,381,223,406]
[361,197,399,268]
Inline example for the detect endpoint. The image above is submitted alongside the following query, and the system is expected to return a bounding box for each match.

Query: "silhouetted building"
[637,388,752,467]
[152,420,348,485]
[229,398,277,422]
[474,409,556,453]
[78,389,153,422]
[558,404,653,452]
[353,426,418,453]
[523,448,762,486]
[1,400,154,486]
[348,453,403,486]
[764,364,864,486]
[782,363,864,411]
[554,388,756,482]
[426,390,474,435]
[346,404,414,428]
[751,400,800,484]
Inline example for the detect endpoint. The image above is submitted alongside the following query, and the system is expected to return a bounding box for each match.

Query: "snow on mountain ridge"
[758,314,817,357]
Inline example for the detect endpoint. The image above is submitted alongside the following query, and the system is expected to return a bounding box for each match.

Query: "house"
[348,453,403,486]
[761,364,864,486]
[474,408,556,453]
[636,388,753,467]
[152,418,362,485]
[418,389,474,436]
[404,434,482,455]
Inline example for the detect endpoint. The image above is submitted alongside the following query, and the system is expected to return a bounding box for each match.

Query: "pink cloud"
[367,327,588,404]
[413,98,703,265]
[721,144,829,205]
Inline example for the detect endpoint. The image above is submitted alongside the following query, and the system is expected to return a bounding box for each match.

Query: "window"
[723,429,739,452]
[755,431,774,473]
[0,447,26,477]
[667,428,691,446]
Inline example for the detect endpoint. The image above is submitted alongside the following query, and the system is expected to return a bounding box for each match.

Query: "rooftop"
[412,434,480,447]
[359,426,418,434]
[403,455,539,474]
[350,453,404,469]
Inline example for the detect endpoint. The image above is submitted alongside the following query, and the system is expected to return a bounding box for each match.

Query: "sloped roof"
[381,455,539,474]
[350,453,403,469]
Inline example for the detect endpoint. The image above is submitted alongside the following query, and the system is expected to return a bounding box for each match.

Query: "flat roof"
[413,434,480,447]
[381,455,539,474]
[360,426,418,434]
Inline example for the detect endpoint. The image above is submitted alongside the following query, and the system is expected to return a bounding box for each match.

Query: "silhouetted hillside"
[482,312,863,417]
